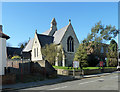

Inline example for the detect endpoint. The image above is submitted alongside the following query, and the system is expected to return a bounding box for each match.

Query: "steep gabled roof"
[42,29,50,35]
[37,34,54,47]
[7,47,22,57]
[22,38,34,52]
[42,24,69,44]
[53,25,68,44]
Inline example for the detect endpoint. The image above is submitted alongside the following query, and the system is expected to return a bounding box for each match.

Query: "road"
[21,72,119,91]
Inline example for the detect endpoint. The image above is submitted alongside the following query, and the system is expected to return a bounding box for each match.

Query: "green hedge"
[53,66,116,70]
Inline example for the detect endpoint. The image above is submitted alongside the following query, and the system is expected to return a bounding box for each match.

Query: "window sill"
[67,52,75,54]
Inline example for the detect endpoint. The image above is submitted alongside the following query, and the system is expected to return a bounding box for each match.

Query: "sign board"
[73,61,79,68]
[100,61,103,67]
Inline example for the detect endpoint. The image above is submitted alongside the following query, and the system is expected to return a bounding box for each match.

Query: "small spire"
[35,29,37,34]
[69,19,71,24]
[51,18,55,23]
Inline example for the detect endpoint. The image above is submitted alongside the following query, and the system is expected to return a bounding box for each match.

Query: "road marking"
[79,80,97,85]
[110,76,118,79]
[49,86,68,90]
[79,79,104,85]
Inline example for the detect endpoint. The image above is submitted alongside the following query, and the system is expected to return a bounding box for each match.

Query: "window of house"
[34,48,36,57]
[101,46,104,53]
[37,48,38,57]
[67,36,74,52]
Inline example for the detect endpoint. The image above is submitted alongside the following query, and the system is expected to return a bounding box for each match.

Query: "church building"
[23,18,79,67]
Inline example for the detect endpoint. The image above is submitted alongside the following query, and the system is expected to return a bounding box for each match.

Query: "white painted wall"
[0,38,7,75]
[31,33,43,61]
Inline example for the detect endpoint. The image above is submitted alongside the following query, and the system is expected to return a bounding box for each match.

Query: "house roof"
[42,25,69,44]
[7,47,23,57]
[37,34,54,47]
[53,25,68,44]
[0,31,10,40]
[23,34,54,52]
[22,38,34,52]
[42,29,50,35]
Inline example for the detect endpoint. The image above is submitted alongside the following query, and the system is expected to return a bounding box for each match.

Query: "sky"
[2,2,118,47]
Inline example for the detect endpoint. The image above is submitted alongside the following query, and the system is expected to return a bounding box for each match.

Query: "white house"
[23,18,79,67]
[0,25,10,75]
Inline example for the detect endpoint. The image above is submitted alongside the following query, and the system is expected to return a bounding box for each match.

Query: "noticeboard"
[73,61,79,68]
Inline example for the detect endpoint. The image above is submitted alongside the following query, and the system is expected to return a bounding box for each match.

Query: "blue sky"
[2,2,118,47]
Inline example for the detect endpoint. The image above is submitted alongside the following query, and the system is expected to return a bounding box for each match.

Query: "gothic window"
[37,48,38,57]
[67,36,74,52]
[34,48,36,57]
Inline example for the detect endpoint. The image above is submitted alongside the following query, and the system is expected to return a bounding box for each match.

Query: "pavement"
[1,71,117,91]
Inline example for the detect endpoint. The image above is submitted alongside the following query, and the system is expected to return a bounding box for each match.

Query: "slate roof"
[42,25,69,44]
[0,31,10,39]
[37,34,54,47]
[53,25,68,44]
[23,34,54,52]
[42,29,50,35]
[22,38,34,52]
[7,47,23,57]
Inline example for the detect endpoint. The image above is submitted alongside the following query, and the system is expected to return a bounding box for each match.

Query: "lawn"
[53,66,116,70]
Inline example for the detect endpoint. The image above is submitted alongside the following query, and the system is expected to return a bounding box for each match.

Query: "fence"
[6,59,31,75]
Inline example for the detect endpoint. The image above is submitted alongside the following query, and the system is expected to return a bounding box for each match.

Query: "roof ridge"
[37,33,54,37]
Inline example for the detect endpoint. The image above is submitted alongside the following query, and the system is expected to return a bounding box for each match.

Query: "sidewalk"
[1,72,116,90]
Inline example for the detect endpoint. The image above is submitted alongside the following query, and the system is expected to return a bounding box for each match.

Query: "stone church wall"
[65,53,75,67]
[61,24,79,67]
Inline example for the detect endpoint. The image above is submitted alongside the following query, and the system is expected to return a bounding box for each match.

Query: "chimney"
[0,25,2,32]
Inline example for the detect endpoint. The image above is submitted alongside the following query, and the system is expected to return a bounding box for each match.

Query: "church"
[23,18,79,67]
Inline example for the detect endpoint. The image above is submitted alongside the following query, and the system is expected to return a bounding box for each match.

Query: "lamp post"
[117,30,120,67]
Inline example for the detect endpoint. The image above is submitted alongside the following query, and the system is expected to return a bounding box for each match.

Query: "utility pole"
[117,31,120,66]
[118,30,120,67]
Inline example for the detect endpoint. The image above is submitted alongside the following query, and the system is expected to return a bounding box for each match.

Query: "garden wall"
[56,68,117,76]
[0,74,16,85]
[6,59,31,75]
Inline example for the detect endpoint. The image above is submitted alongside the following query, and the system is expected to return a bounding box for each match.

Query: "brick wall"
[0,74,16,85]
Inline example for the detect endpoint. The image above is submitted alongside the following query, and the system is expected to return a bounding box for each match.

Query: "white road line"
[49,86,68,90]
[79,79,104,85]
[79,80,96,85]
[110,76,118,79]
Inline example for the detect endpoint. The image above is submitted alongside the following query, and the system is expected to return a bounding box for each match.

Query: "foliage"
[18,42,28,49]
[74,44,88,68]
[57,45,63,63]
[53,66,116,70]
[11,56,21,60]
[107,39,118,67]
[81,21,118,66]
[83,21,118,53]
[83,21,118,43]
[41,44,63,65]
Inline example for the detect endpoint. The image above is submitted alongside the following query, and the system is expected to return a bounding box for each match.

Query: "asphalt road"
[21,72,119,91]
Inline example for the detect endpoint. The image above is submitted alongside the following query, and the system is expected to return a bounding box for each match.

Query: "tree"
[74,43,88,69]
[107,39,118,67]
[83,21,118,50]
[82,21,118,66]
[18,42,28,49]
[41,44,63,65]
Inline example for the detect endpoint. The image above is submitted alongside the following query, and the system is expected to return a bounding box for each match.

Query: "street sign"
[100,61,103,67]
[73,61,79,68]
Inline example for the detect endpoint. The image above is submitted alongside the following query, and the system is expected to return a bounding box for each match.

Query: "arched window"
[67,36,74,52]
